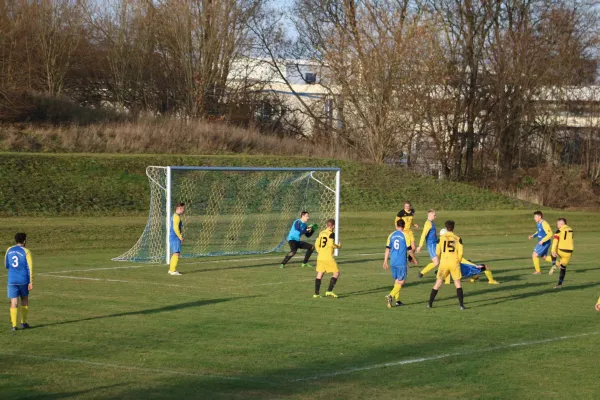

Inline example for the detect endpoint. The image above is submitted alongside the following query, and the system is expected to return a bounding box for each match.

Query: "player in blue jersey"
[168,202,185,276]
[280,211,315,269]
[383,219,408,308]
[528,211,553,275]
[417,209,438,279]
[6,233,33,331]
[442,258,499,285]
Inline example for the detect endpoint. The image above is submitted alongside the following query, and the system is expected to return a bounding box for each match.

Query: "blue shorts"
[460,263,481,278]
[391,265,407,281]
[170,238,182,254]
[8,284,29,299]
[427,243,437,259]
[534,242,551,257]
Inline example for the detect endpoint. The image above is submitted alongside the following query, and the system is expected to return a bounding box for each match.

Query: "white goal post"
[113,166,341,263]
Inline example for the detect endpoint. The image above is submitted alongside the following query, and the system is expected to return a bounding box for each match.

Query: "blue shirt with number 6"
[5,246,32,285]
[386,231,407,268]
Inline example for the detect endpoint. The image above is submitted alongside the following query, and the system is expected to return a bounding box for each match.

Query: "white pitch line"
[0,351,260,382]
[41,271,388,290]
[41,275,198,289]
[41,252,381,275]
[295,331,600,382]
[245,272,387,288]
[42,265,153,275]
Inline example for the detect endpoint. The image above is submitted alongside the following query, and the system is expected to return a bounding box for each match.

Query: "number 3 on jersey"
[11,256,19,268]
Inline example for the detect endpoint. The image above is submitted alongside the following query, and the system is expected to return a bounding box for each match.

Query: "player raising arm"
[169,202,185,276]
[417,209,438,279]
[549,218,574,289]
[427,221,466,310]
[313,219,341,298]
[280,211,316,269]
[6,233,33,331]
[383,219,409,308]
[528,211,553,275]
[395,201,418,265]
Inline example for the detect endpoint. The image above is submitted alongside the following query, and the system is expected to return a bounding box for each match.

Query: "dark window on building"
[304,72,317,84]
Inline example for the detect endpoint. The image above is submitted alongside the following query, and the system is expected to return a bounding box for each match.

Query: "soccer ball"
[439,228,447,236]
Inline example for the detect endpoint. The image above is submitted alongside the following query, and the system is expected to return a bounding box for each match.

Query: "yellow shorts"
[404,230,415,246]
[557,250,572,267]
[437,264,461,281]
[316,259,339,274]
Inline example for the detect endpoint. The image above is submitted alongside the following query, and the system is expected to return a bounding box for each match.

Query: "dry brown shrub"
[0,118,355,160]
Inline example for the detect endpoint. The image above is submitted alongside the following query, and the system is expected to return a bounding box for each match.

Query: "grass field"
[1,210,599,399]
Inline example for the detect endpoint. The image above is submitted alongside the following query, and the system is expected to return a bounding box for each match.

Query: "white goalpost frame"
[160,165,341,265]
[335,169,341,257]
[165,166,172,265]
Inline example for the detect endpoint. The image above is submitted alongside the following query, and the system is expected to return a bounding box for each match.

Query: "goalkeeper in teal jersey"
[168,203,185,276]
[280,211,316,269]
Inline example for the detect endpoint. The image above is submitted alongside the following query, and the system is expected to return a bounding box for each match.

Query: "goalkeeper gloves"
[308,224,319,232]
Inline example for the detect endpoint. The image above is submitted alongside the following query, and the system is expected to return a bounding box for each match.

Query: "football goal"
[113,166,341,263]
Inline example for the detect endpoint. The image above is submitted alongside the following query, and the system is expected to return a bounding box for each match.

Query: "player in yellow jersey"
[528,211,553,274]
[168,203,185,276]
[314,219,342,298]
[442,258,499,285]
[417,210,438,278]
[427,221,466,310]
[548,218,574,289]
[395,201,418,265]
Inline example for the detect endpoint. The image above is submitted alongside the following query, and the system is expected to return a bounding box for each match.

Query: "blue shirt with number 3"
[5,246,31,285]
[386,231,407,268]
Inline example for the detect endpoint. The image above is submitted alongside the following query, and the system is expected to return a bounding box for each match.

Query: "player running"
[313,219,341,298]
[427,221,466,310]
[383,219,409,308]
[395,201,418,265]
[6,233,33,331]
[280,211,315,269]
[528,211,553,275]
[549,218,574,289]
[417,209,438,278]
[169,202,185,276]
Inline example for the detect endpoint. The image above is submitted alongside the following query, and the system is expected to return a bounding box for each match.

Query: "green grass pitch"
[1,210,599,399]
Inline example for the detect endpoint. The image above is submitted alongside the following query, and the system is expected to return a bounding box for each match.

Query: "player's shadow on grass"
[184,258,382,274]
[33,384,127,399]
[338,258,380,266]
[491,272,525,283]
[468,281,600,308]
[184,262,282,273]
[33,297,257,329]
[479,256,529,263]
[342,279,433,298]
[435,281,552,305]
[341,286,391,298]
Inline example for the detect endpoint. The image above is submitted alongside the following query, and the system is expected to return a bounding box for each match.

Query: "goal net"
[113,166,341,263]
